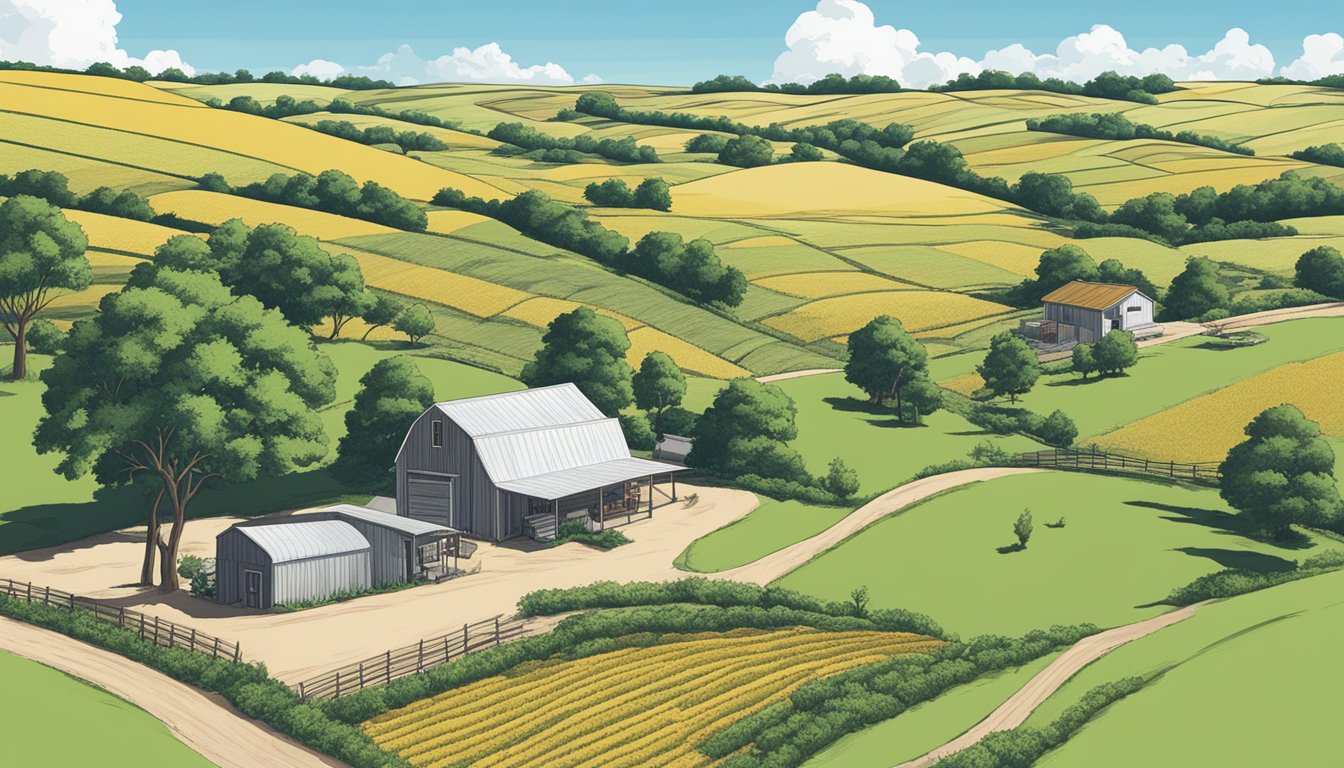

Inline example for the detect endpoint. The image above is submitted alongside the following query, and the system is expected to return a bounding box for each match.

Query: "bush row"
[0,169,155,221]
[691,72,902,95]
[1028,112,1253,155]
[1290,143,1344,168]
[931,677,1146,768]
[932,69,1178,104]
[432,187,745,306]
[488,121,660,163]
[0,595,406,768]
[705,624,1101,767]
[1166,549,1344,605]
[204,169,427,231]
[308,119,447,152]
[0,59,394,89]
[965,404,1078,448]
[514,578,945,637]
[321,601,943,725]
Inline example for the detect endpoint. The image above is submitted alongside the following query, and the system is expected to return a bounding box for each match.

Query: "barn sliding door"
[407,475,453,526]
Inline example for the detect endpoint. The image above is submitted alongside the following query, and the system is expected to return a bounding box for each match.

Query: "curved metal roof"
[322,504,456,536]
[235,520,369,564]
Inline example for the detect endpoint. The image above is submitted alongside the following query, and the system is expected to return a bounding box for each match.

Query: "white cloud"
[315,42,585,86]
[0,0,193,75]
[1280,33,1344,80]
[769,1,1306,89]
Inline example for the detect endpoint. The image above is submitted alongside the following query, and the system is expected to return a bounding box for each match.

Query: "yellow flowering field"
[62,209,196,256]
[364,627,940,768]
[763,291,1010,342]
[0,70,205,106]
[937,240,1044,277]
[424,209,494,235]
[334,247,531,318]
[755,271,914,299]
[941,372,987,396]
[149,191,398,239]
[626,327,750,379]
[500,297,641,331]
[1090,351,1344,462]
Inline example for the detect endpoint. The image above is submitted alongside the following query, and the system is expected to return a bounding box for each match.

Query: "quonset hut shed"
[215,520,370,609]
[395,383,685,541]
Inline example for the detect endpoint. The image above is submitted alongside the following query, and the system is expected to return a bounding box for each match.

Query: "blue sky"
[109,0,1334,85]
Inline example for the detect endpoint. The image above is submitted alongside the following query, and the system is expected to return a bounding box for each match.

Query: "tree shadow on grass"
[1172,546,1297,573]
[1124,500,1313,550]
[996,543,1026,554]
[863,418,929,430]
[823,396,880,414]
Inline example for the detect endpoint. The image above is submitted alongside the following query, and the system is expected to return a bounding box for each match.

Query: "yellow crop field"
[941,372,986,395]
[46,284,121,313]
[85,250,146,269]
[0,70,205,107]
[672,163,1006,218]
[150,190,399,239]
[626,327,750,379]
[500,297,641,331]
[313,316,404,341]
[424,209,494,234]
[0,75,503,200]
[61,209,196,256]
[764,291,1010,342]
[1090,351,1344,462]
[364,627,940,768]
[336,247,530,317]
[755,271,914,298]
[937,241,1043,276]
[0,141,184,195]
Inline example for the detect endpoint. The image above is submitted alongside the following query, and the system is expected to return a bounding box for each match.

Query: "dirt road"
[755,368,842,383]
[0,616,342,768]
[719,467,1042,584]
[891,602,1201,768]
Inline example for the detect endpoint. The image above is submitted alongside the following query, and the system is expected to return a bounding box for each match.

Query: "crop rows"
[763,290,1010,341]
[364,628,939,768]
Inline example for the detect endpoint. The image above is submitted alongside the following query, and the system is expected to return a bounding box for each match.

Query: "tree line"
[308,119,448,152]
[582,177,673,210]
[1027,112,1254,155]
[201,169,428,231]
[487,122,660,164]
[0,169,156,221]
[1257,74,1344,89]
[0,59,395,90]
[931,69,1178,104]
[690,72,902,95]
[432,187,746,306]
[1290,143,1344,168]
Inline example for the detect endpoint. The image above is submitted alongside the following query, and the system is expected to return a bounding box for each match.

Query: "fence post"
[298,681,305,701]
[44,585,50,604]
[418,639,425,673]
[213,637,220,659]
[495,616,501,646]
[189,628,197,651]
[26,581,32,601]
[462,622,469,654]
[139,613,146,640]
[118,606,125,629]
[233,643,240,663]
[335,672,342,699]
[386,650,392,684]
[358,661,365,689]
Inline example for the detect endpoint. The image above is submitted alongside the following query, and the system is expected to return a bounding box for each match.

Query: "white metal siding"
[1116,293,1154,329]
[272,551,370,606]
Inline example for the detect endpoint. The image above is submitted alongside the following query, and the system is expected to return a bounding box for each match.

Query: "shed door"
[244,570,261,609]
[407,475,453,526]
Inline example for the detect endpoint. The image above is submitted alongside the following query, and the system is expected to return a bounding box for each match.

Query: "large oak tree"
[34,267,337,589]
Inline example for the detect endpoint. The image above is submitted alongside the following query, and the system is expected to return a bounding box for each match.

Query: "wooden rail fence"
[0,577,241,661]
[1014,449,1221,481]
[293,615,530,701]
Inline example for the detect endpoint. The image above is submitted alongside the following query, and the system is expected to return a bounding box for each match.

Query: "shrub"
[24,318,66,355]
[619,411,657,451]
[1037,410,1078,448]
[821,458,861,501]
[1166,548,1344,604]
[551,520,632,550]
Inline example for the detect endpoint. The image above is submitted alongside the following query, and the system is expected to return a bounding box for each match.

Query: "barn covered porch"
[500,458,687,542]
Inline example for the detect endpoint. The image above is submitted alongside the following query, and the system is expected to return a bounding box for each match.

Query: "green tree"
[1037,410,1078,448]
[1093,330,1139,375]
[521,307,634,416]
[1070,343,1097,380]
[632,351,686,420]
[1012,245,1098,305]
[1294,245,1344,299]
[688,378,802,478]
[0,196,92,379]
[844,315,933,422]
[1097,259,1160,302]
[717,135,774,167]
[632,178,673,211]
[1014,508,1034,549]
[1218,405,1342,537]
[977,332,1041,402]
[34,268,337,589]
[393,303,436,344]
[23,317,66,355]
[334,356,436,481]
[583,178,635,207]
[822,458,861,500]
[1160,257,1229,320]
[360,292,404,340]
[786,143,825,162]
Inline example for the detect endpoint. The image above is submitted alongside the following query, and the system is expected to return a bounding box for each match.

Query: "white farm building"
[1024,280,1161,347]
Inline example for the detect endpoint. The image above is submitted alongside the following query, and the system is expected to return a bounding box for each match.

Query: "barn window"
[431,419,443,448]
[1126,305,1141,312]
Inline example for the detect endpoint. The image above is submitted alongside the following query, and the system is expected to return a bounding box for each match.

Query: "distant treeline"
[202,170,428,232]
[1028,112,1254,155]
[0,59,394,90]
[690,72,902,95]
[931,69,1179,104]
[309,119,447,152]
[0,169,155,221]
[582,178,673,211]
[487,122,660,164]
[433,187,745,306]
[1290,143,1344,168]
[1257,74,1344,89]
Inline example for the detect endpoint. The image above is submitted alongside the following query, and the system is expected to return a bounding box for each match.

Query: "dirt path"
[0,616,343,768]
[755,368,842,383]
[891,602,1201,768]
[717,467,1042,584]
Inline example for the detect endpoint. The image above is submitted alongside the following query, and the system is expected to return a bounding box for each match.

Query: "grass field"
[1021,568,1344,768]
[773,472,1343,637]
[0,650,214,768]
[363,627,940,768]
[674,497,851,572]
[0,345,519,555]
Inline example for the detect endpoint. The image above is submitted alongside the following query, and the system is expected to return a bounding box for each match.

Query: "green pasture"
[674,498,851,573]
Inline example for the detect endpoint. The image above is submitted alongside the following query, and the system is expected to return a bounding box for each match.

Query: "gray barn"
[1036,281,1161,345]
[395,383,685,542]
[215,520,370,609]
[311,504,462,584]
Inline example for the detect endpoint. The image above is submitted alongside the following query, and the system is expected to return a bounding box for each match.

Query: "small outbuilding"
[653,434,693,464]
[1025,280,1161,347]
[312,504,466,584]
[216,520,370,609]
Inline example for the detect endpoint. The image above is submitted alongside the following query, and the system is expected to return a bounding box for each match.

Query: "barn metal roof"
[472,418,634,482]
[321,504,456,536]
[235,520,370,564]
[435,383,604,437]
[1041,281,1141,310]
[495,457,685,500]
